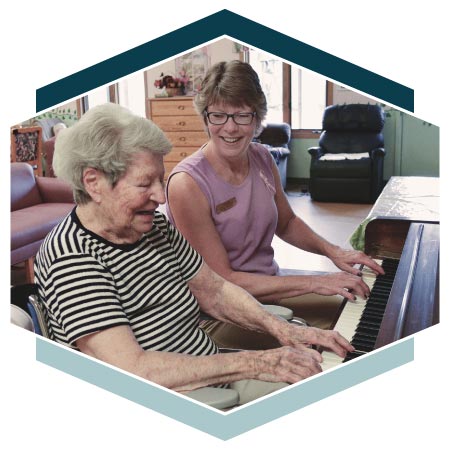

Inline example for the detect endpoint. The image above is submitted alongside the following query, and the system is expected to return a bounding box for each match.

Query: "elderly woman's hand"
[277,324,354,358]
[254,346,323,384]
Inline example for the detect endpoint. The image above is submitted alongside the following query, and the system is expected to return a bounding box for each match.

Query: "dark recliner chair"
[308,104,385,203]
[254,123,291,190]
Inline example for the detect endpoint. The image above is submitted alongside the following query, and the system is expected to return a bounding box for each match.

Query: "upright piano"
[321,176,440,370]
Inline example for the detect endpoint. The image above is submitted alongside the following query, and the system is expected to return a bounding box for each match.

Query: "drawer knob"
[178,121,186,126]
[177,105,185,110]
[180,152,188,157]
[179,137,186,142]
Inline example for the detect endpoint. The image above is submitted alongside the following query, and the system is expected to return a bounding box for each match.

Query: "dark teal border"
[36,9,414,112]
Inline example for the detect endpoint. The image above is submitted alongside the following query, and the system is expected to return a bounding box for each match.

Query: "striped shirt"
[34,209,218,357]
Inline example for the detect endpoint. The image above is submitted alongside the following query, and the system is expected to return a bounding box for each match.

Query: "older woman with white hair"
[34,103,353,404]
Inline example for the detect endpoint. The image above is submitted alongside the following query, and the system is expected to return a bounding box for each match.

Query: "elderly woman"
[34,103,353,404]
[166,61,384,349]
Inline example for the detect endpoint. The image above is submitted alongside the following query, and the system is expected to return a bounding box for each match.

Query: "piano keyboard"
[321,258,399,371]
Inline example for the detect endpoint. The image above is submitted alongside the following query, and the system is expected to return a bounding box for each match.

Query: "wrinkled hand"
[328,247,384,276]
[255,346,323,384]
[310,271,370,301]
[278,324,354,358]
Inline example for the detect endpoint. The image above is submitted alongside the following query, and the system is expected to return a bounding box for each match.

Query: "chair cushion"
[311,156,371,178]
[319,152,369,161]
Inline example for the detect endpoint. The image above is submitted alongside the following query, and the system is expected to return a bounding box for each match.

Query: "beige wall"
[145,38,239,99]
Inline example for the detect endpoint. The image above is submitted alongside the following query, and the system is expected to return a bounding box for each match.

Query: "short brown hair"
[194,60,267,132]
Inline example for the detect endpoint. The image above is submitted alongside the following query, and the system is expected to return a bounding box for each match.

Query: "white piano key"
[320,263,380,371]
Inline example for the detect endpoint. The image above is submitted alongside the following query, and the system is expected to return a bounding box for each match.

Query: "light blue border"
[36,337,414,440]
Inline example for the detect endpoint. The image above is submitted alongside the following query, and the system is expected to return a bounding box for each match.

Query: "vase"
[166,87,183,97]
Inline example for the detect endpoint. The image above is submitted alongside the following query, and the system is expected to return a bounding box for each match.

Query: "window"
[248,50,284,123]
[291,68,327,129]
[83,87,109,110]
[80,84,120,114]
[248,49,332,138]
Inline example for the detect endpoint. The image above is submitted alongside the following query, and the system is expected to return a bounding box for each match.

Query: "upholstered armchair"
[308,104,386,203]
[254,123,291,189]
[11,162,74,282]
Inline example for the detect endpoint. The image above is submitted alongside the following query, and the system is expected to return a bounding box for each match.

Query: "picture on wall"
[10,126,42,175]
[175,47,210,95]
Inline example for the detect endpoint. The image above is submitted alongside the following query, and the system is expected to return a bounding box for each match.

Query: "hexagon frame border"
[33,8,416,441]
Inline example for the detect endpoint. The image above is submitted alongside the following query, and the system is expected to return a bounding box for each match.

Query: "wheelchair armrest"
[262,304,293,320]
[200,304,296,322]
[183,387,240,409]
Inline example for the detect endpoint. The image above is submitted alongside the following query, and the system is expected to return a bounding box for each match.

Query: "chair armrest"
[36,176,74,204]
[200,304,295,322]
[308,147,324,159]
[370,147,386,159]
[184,387,240,409]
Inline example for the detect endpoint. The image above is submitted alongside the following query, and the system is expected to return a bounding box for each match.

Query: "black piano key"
[361,262,397,326]
[352,342,374,352]
[360,319,382,328]
[373,279,394,287]
[355,325,379,335]
[360,311,383,322]
[374,284,393,291]
[362,306,385,315]
[352,335,376,345]
[352,329,377,339]
[343,350,367,362]
[365,302,387,312]
[334,258,401,367]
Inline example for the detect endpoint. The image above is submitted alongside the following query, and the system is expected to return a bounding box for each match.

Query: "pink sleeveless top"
[166,143,279,275]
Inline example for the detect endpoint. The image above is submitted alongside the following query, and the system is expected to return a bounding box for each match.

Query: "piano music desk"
[350,176,439,258]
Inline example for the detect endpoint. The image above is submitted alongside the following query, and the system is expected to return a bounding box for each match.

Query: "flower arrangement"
[154,71,190,96]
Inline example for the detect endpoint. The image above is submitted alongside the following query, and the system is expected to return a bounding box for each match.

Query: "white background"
[2,1,448,448]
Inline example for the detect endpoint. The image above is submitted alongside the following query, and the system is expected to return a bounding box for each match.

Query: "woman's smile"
[220,136,241,144]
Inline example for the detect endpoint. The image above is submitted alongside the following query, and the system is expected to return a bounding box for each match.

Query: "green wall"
[287,110,439,180]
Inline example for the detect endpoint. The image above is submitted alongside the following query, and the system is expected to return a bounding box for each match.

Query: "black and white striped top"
[34,209,218,357]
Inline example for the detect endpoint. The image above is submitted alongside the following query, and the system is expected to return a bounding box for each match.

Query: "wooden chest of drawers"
[147,97,207,178]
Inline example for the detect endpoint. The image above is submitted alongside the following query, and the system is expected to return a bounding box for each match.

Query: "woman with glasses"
[166,60,383,350]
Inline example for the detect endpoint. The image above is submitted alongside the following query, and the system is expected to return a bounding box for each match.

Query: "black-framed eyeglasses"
[204,111,256,126]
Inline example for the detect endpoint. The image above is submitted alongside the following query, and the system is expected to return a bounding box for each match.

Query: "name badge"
[215,197,237,214]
